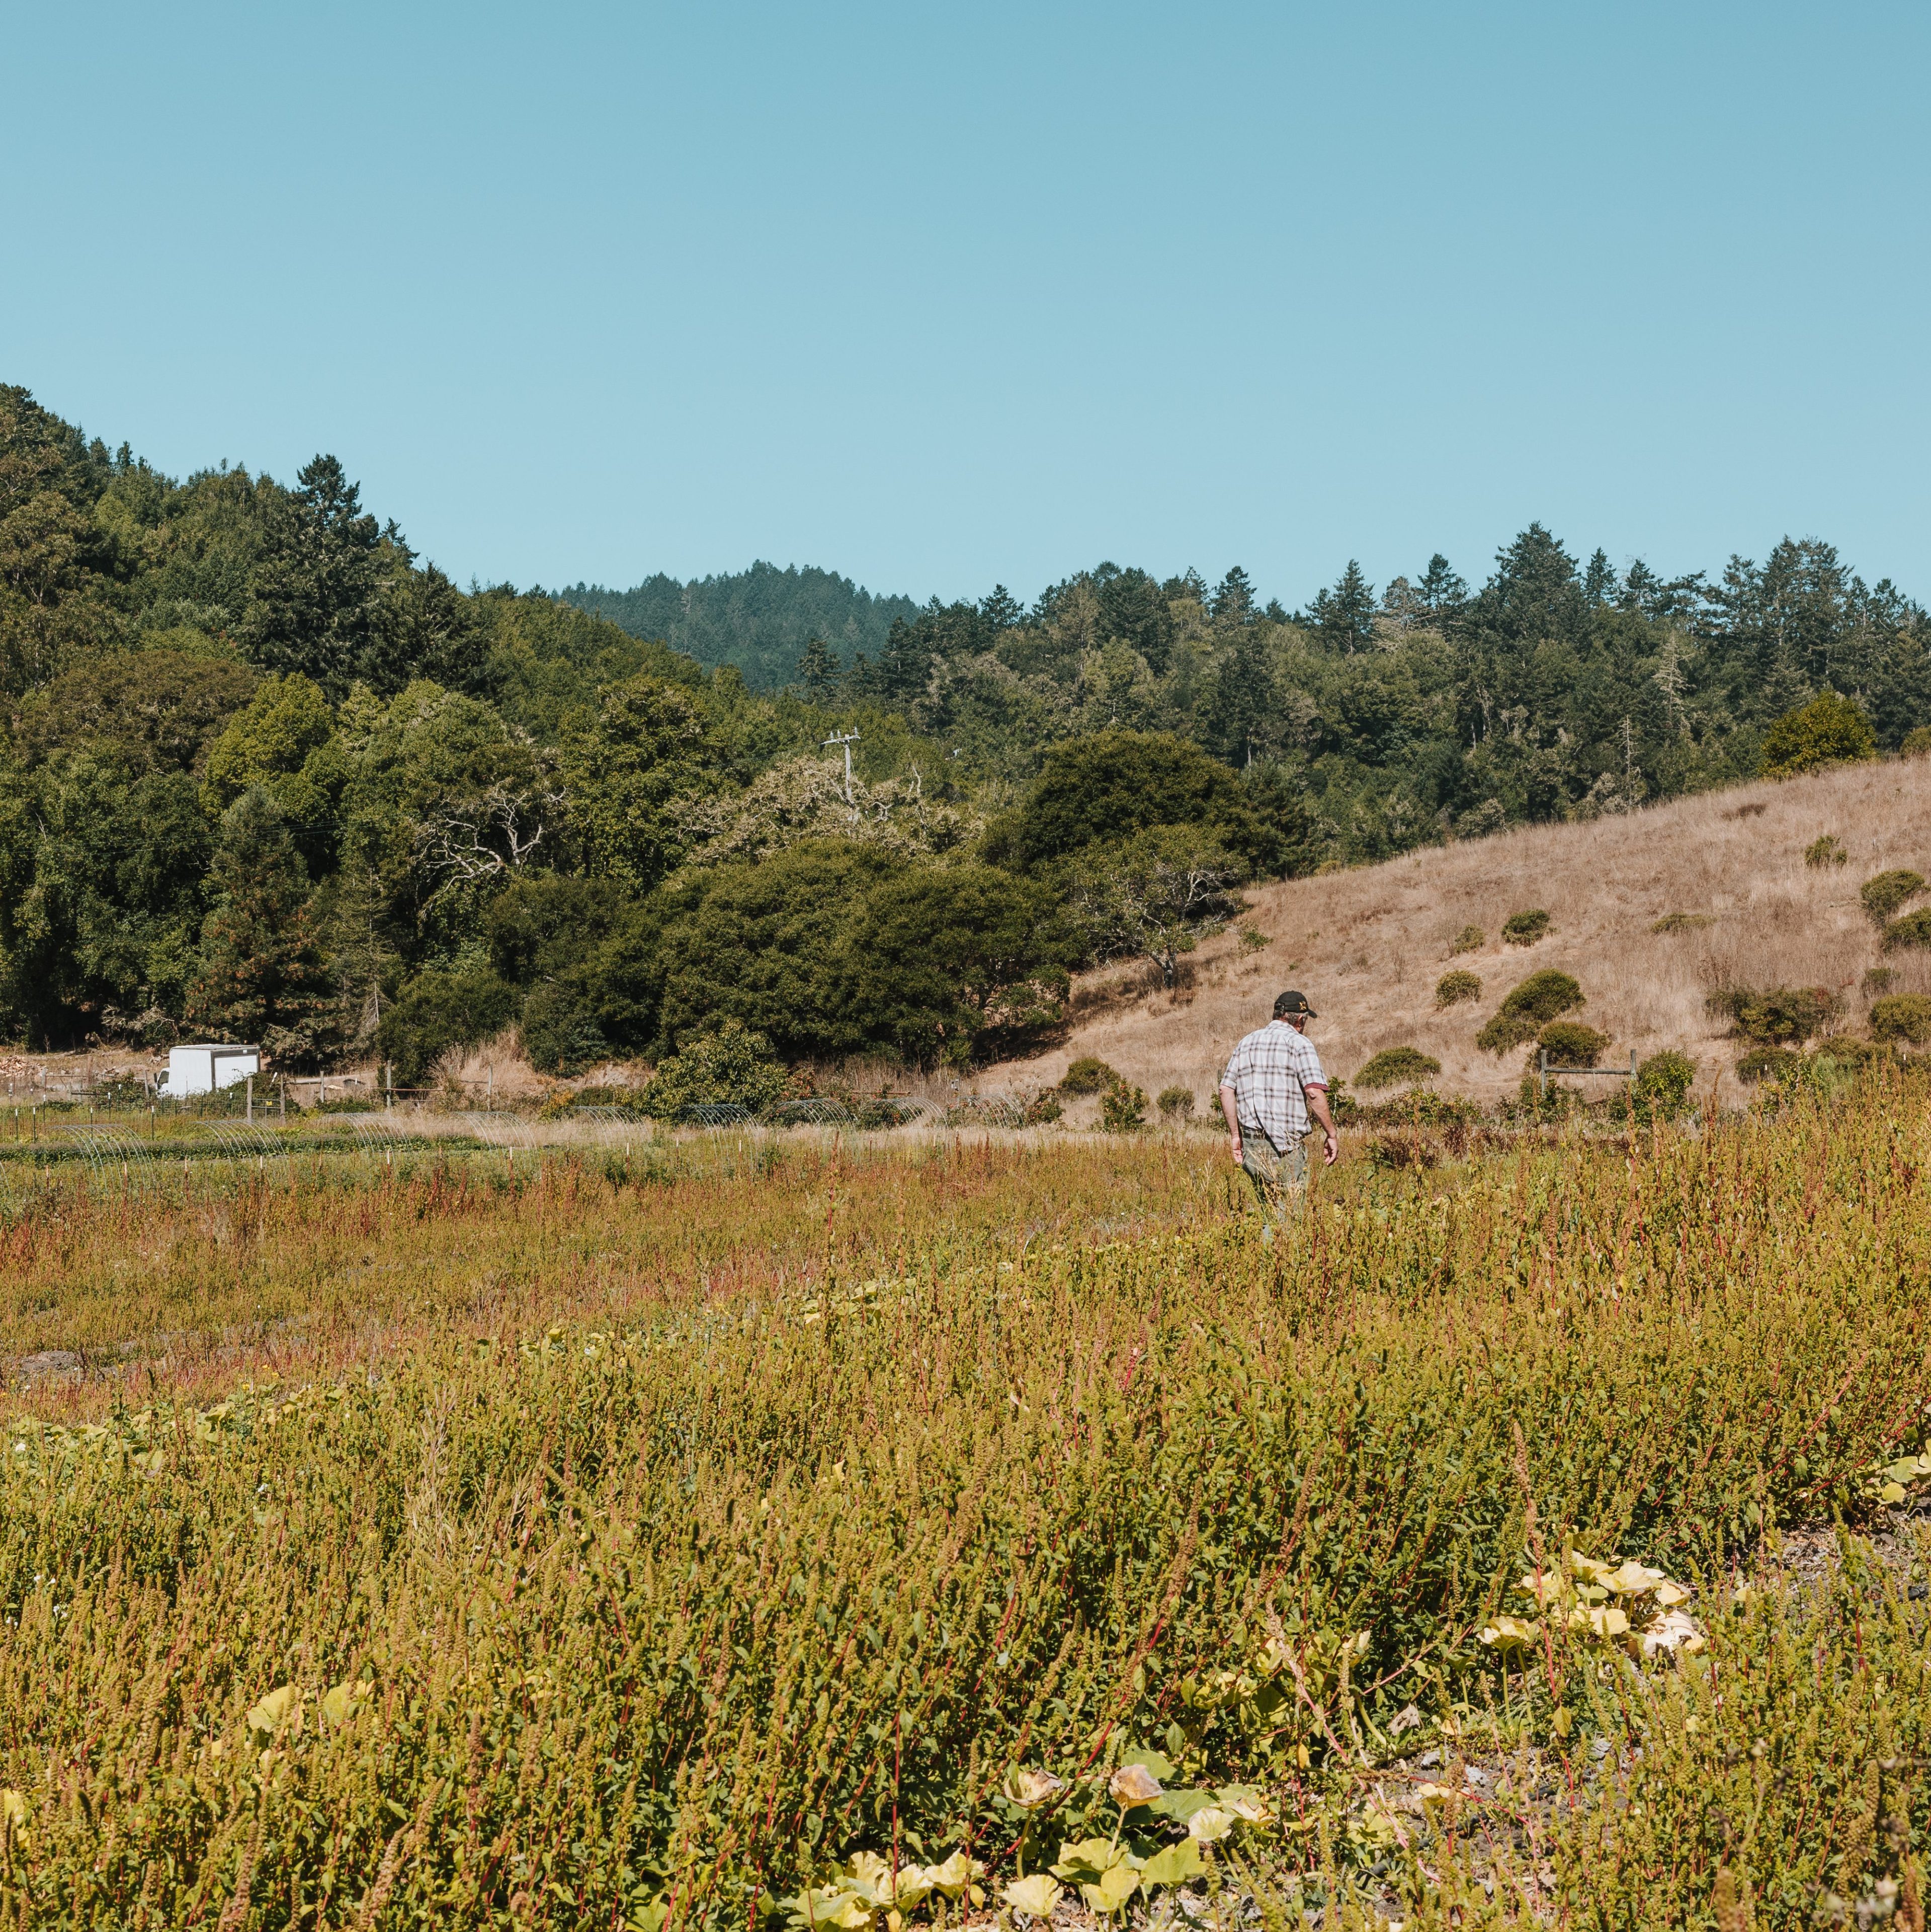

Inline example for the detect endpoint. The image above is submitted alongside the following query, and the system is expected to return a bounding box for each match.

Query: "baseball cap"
[1274,990,1317,1019]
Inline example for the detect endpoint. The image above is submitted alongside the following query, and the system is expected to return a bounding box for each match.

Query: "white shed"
[161,1043,261,1097]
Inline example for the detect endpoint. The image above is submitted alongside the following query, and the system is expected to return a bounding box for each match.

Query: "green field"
[5,1096,1931,1929]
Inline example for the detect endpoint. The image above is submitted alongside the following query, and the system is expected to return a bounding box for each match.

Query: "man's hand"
[1320,1128,1339,1167]
[1228,1131,1244,1166]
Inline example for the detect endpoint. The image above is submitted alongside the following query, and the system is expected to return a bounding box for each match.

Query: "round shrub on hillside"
[1707,984,1840,1045]
[1060,1055,1119,1095]
[1760,692,1876,777]
[1884,908,1931,953]
[1871,994,1931,1046]
[1812,1034,1878,1070]
[1476,970,1584,1054]
[1634,1050,1697,1122]
[1502,908,1551,947]
[1099,1081,1148,1132]
[1651,911,1713,935]
[1156,1085,1195,1118]
[1861,870,1925,928]
[1354,1046,1443,1091]
[1805,834,1848,869]
[1905,726,1931,758]
[1435,969,1481,1007]
[1736,1045,1799,1085]
[1450,925,1484,955]
[1535,1021,1610,1066]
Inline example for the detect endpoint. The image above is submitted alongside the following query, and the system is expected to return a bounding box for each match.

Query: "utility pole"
[822,729,861,805]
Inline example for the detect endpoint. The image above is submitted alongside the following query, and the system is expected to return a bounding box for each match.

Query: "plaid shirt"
[1219,1021,1328,1152]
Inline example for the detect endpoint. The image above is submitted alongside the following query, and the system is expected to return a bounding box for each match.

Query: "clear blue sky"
[6,2,1926,610]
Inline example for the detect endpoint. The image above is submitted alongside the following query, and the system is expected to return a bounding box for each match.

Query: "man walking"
[1218,989,1339,1222]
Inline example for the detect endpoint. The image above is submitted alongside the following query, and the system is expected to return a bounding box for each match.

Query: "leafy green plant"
[1536,1020,1611,1065]
[640,1017,788,1117]
[1861,869,1925,927]
[1023,1092,1065,1125]
[1761,691,1877,776]
[1354,1046,1442,1090]
[1237,925,1270,953]
[1476,969,1585,1053]
[1155,1085,1194,1118]
[1871,994,1931,1046]
[1650,911,1713,934]
[1479,1550,1702,1671]
[1805,833,1849,868]
[1502,907,1551,946]
[1059,1056,1119,1095]
[1435,968,1481,1007]
[1865,966,1896,994]
[1632,1049,1697,1122]
[1449,924,1484,954]
[781,1850,984,1928]
[1099,1080,1148,1132]
[1904,726,1931,757]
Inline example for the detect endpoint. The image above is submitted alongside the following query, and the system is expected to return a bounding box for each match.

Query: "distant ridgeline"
[556,565,919,690]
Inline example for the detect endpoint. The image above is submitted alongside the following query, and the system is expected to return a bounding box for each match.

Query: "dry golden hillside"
[993,757,1931,1111]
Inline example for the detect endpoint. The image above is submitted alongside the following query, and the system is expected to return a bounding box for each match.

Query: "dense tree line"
[583,539,1931,868]
[741,540,1927,862]
[4,383,1924,1076]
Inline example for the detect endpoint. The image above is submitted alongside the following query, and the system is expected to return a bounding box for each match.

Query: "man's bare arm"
[1218,1083,1244,1164]
[1306,1086,1339,1166]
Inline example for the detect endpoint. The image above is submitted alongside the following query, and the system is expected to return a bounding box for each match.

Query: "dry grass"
[1000,758,1931,1106]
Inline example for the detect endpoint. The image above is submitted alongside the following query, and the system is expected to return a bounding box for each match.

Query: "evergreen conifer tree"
[1310,560,1377,653]
[241,455,389,695]
[187,789,342,1066]
[1416,553,1469,630]
[796,634,839,699]
[1204,628,1277,765]
[1210,566,1256,624]
[978,584,1023,631]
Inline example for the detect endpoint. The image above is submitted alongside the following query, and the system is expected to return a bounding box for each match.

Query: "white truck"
[159,1043,261,1098]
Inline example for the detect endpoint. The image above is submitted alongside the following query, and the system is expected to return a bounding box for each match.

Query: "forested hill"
[2,379,1927,1086]
[557,565,919,689]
